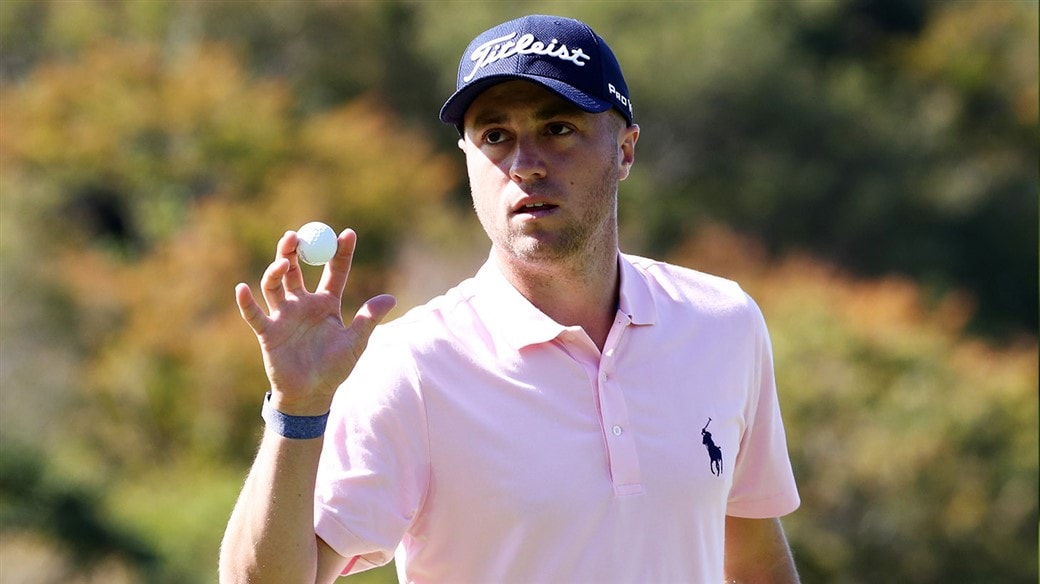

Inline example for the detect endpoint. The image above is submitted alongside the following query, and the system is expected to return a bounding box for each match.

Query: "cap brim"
[439,74,614,127]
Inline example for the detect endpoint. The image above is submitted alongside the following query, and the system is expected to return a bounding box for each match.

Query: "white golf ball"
[296,221,338,266]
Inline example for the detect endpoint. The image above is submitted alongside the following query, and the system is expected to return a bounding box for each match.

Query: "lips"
[511,197,559,216]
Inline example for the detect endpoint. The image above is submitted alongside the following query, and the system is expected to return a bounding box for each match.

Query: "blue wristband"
[261,392,330,440]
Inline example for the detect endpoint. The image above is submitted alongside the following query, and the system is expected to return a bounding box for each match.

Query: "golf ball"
[296,221,337,266]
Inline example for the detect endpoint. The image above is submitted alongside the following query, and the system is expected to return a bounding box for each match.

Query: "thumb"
[347,294,397,353]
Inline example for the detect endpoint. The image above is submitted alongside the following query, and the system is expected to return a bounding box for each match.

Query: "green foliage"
[0,440,158,580]
[618,0,1037,336]
[1,1,1036,583]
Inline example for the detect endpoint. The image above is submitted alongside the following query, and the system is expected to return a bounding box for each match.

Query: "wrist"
[261,392,330,440]
[267,388,335,416]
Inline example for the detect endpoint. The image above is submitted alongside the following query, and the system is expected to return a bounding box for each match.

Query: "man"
[220,14,800,584]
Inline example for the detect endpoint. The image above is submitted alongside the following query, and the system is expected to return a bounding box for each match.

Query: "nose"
[509,137,547,183]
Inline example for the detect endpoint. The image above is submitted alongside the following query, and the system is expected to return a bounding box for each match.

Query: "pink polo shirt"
[314,253,799,583]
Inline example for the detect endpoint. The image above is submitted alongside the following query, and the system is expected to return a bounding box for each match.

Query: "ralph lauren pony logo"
[701,418,723,477]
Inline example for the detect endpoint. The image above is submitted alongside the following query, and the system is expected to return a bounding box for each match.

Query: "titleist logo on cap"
[463,32,592,83]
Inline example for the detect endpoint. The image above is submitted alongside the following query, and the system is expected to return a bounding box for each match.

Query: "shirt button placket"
[597,319,643,495]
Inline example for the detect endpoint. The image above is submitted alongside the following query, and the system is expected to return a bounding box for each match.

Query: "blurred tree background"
[0,1,1035,582]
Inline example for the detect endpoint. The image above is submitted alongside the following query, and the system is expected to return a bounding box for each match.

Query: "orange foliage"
[2,38,458,468]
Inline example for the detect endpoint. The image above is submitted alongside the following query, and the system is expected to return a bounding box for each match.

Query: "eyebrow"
[534,101,585,120]
[471,101,586,128]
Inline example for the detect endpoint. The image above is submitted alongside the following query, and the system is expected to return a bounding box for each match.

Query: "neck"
[494,246,620,351]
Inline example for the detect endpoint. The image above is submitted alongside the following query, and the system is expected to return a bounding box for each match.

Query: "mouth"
[512,200,559,217]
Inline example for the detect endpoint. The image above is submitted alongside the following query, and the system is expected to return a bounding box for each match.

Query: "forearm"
[724,516,799,584]
[219,429,325,584]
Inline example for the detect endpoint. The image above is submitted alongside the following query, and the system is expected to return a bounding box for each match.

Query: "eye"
[546,123,574,136]
[482,129,510,145]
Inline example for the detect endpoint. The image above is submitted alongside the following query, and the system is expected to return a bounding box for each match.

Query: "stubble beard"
[478,157,620,266]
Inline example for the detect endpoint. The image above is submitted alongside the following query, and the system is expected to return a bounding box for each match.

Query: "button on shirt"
[314,253,800,584]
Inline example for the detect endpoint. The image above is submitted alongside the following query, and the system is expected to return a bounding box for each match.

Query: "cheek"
[466,150,507,185]
[466,172,497,228]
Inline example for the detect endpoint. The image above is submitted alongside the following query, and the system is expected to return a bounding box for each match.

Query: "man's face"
[459,81,638,268]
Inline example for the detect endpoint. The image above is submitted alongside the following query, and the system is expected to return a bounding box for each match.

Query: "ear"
[618,123,639,181]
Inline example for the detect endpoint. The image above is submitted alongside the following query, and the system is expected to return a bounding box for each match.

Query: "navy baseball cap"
[439,15,634,127]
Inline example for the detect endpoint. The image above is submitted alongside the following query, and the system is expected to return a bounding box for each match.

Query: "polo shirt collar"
[473,252,658,350]
[617,253,657,327]
[474,257,565,349]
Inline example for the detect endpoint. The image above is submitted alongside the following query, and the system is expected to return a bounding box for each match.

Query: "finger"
[277,231,307,295]
[347,294,397,360]
[235,282,271,335]
[260,257,291,311]
[317,229,358,298]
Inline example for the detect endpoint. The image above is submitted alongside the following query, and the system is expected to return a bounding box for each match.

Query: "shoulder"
[367,276,482,355]
[344,281,475,397]
[624,253,759,316]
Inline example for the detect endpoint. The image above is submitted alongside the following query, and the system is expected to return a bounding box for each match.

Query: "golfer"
[221,14,801,583]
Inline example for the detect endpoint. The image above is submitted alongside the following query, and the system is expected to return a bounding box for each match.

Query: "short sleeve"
[726,298,800,518]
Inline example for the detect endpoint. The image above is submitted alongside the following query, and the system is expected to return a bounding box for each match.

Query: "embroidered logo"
[463,32,592,83]
[701,418,723,477]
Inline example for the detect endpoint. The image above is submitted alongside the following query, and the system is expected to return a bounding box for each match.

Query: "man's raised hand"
[235,228,396,415]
